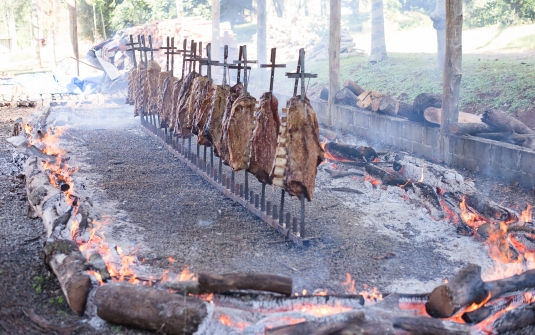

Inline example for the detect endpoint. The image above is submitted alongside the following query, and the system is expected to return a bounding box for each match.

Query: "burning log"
[343,79,365,96]
[25,156,71,238]
[335,88,358,106]
[426,264,488,318]
[325,169,364,178]
[491,301,535,333]
[95,283,207,335]
[42,240,91,315]
[449,122,497,135]
[364,163,408,186]
[392,316,470,335]
[323,142,377,162]
[472,132,535,150]
[423,107,482,125]
[482,109,534,135]
[464,192,517,223]
[26,145,58,164]
[413,93,442,116]
[198,273,293,296]
[87,252,111,282]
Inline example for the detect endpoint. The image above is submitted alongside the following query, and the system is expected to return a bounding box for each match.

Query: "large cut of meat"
[127,67,137,105]
[167,78,183,131]
[248,92,280,184]
[172,71,199,137]
[202,84,230,153]
[185,76,209,131]
[216,83,243,164]
[133,62,146,116]
[145,60,161,115]
[270,95,324,201]
[196,82,216,145]
[155,72,170,117]
[226,95,258,171]
[159,76,178,128]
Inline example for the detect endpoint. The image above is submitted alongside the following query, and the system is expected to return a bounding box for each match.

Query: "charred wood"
[413,93,441,116]
[95,283,207,335]
[87,252,111,282]
[472,132,535,150]
[482,109,534,135]
[198,273,293,296]
[42,240,91,315]
[426,264,488,318]
[364,163,409,186]
[392,316,470,335]
[325,169,364,178]
[463,192,517,223]
[323,142,377,162]
[492,302,535,333]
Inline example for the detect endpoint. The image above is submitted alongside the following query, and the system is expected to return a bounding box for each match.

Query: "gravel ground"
[2,102,535,334]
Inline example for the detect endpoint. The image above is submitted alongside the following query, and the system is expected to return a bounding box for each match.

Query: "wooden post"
[211,0,220,61]
[439,0,463,161]
[66,0,79,76]
[92,3,98,42]
[370,0,387,62]
[257,0,267,94]
[31,0,42,68]
[328,0,341,127]
[176,0,184,18]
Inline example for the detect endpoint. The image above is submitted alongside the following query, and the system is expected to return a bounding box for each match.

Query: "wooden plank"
[328,0,341,127]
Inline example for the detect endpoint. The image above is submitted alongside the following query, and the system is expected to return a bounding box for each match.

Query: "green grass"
[507,34,535,50]
[275,52,535,114]
[233,23,257,44]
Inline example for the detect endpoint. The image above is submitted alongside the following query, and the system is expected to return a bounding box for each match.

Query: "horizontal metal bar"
[285,73,318,78]
[260,64,286,68]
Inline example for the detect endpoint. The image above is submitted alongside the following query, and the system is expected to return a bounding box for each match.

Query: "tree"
[430,0,446,72]
[369,0,387,63]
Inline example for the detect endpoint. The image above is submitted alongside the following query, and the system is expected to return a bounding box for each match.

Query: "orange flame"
[522,204,532,223]
[219,315,249,330]
[86,270,104,285]
[418,165,425,183]
[460,196,487,229]
[359,284,383,303]
[341,273,356,294]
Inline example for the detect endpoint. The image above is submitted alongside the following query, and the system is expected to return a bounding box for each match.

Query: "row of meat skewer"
[125,57,325,201]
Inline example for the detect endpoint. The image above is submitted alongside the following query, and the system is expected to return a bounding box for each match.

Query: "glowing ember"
[178,266,196,281]
[341,273,356,294]
[313,289,328,296]
[364,175,381,186]
[87,270,104,285]
[297,303,353,317]
[460,196,487,229]
[359,284,383,303]
[168,256,175,263]
[418,165,425,183]
[219,315,249,330]
[522,204,532,223]
[321,142,354,163]
[302,289,307,296]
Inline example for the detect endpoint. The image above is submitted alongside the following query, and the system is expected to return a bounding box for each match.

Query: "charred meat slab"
[185,76,209,131]
[196,82,216,145]
[155,72,170,117]
[167,78,183,132]
[159,76,178,128]
[203,84,230,154]
[133,62,146,116]
[270,95,324,201]
[226,95,258,171]
[217,83,243,165]
[144,60,161,115]
[173,71,199,138]
[126,67,137,105]
[249,92,280,184]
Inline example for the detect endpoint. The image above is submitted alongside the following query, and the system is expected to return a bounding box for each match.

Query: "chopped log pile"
[322,80,535,150]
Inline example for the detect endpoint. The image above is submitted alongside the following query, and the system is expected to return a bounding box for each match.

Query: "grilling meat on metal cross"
[173,71,199,138]
[155,71,170,117]
[185,76,209,131]
[133,62,146,116]
[217,83,243,165]
[159,76,179,129]
[270,95,325,201]
[195,82,217,145]
[226,94,258,171]
[248,92,280,184]
[203,84,230,154]
[126,67,137,105]
[167,77,183,132]
[145,60,161,115]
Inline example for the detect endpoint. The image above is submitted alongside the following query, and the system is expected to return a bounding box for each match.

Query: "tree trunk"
[8,11,17,51]
[439,0,463,160]
[413,93,442,116]
[449,122,496,135]
[335,88,358,106]
[378,95,399,116]
[95,283,208,335]
[176,0,184,18]
[343,79,365,96]
[369,0,387,62]
[357,90,384,110]
[328,0,341,127]
[211,0,220,61]
[430,0,446,72]
[198,273,293,296]
[66,0,79,76]
[31,0,42,68]
[492,302,535,333]
[43,240,91,315]
[324,142,377,162]
[425,108,481,125]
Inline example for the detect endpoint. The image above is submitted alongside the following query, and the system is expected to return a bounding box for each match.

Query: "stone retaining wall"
[275,93,535,189]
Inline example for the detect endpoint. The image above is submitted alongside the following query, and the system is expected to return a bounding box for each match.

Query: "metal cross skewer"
[230,45,257,96]
[141,35,148,64]
[137,35,144,65]
[176,39,189,80]
[220,45,229,89]
[285,48,317,102]
[126,35,139,67]
[260,48,286,94]
[185,40,197,74]
[197,42,203,75]
[148,35,154,60]
[200,43,220,84]
[160,37,171,72]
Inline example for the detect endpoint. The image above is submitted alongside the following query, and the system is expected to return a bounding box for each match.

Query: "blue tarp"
[2,73,101,95]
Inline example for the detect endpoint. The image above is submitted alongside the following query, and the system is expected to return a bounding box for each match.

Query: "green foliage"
[274,53,535,114]
[465,0,535,27]
[48,295,65,305]
[32,276,44,293]
[506,33,535,49]
[109,0,178,31]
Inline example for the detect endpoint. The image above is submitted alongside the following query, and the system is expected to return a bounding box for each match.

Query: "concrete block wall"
[275,93,535,189]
